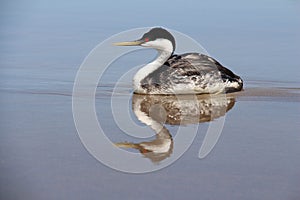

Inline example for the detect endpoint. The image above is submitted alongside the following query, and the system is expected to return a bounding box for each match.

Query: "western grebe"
[114,27,243,94]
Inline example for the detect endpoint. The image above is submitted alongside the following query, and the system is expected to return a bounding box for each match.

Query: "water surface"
[1,0,300,199]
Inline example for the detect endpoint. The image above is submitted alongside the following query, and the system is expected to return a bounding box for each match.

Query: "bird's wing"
[168,53,222,73]
[167,53,241,81]
[141,53,222,86]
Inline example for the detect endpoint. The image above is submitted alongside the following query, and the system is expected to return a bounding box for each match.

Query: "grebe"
[114,27,243,94]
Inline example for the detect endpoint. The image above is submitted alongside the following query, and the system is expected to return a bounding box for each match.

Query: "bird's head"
[114,27,176,54]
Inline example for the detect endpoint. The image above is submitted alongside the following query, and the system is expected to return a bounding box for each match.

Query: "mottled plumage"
[140,53,243,94]
[114,27,243,94]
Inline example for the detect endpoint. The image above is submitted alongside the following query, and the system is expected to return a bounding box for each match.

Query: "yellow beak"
[113,40,143,46]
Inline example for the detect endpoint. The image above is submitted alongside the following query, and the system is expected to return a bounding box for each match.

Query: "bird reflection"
[115,94,235,163]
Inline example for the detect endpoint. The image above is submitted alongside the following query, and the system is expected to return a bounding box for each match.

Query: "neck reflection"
[115,94,235,163]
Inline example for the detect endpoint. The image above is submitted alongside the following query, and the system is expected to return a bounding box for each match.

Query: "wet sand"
[232,87,300,102]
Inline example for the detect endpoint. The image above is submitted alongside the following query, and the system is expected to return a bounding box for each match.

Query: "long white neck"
[133,39,173,92]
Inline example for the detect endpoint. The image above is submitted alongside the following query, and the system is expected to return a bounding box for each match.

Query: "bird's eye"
[144,37,149,42]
